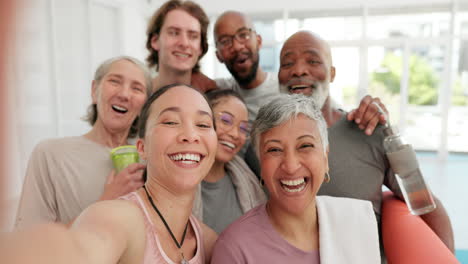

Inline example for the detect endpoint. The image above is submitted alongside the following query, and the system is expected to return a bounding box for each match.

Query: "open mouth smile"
[280,177,308,193]
[288,84,315,92]
[219,140,236,150]
[169,152,203,164]
[112,105,128,114]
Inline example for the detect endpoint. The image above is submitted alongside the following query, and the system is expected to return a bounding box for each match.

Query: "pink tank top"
[120,192,205,264]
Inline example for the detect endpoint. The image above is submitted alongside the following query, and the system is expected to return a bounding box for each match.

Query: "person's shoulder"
[317,196,374,215]
[218,204,265,240]
[215,77,238,90]
[31,136,80,156]
[72,199,147,263]
[197,219,218,261]
[75,199,144,228]
[35,136,90,150]
[256,73,279,91]
[331,116,386,142]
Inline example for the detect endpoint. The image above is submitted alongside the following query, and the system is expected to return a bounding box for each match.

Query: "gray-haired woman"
[16,56,152,227]
[211,94,380,263]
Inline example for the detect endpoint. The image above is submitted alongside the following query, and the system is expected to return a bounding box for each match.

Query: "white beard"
[279,82,329,109]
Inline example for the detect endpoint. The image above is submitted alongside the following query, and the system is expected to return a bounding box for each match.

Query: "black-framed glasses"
[216,112,251,138]
[216,28,253,49]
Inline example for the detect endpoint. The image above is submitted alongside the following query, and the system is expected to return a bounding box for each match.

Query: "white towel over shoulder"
[316,195,380,264]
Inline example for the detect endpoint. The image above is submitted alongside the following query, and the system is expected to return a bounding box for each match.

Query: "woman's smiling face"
[137,86,217,193]
[259,114,328,215]
[212,96,249,163]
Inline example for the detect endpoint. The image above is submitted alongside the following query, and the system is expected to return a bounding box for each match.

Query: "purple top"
[210,204,320,263]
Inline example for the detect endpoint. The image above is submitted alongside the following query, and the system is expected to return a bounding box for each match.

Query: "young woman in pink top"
[67,84,218,264]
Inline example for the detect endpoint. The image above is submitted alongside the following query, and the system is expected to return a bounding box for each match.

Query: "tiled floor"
[417,152,468,263]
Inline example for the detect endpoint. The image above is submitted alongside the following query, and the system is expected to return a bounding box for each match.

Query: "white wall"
[4,0,149,229]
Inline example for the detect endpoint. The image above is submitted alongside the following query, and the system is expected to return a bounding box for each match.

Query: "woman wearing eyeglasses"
[193,89,266,234]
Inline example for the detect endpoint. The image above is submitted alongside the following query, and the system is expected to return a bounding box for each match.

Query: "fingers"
[349,95,389,135]
[347,109,357,121]
[125,163,146,173]
[353,95,373,124]
[106,169,116,184]
[363,113,380,135]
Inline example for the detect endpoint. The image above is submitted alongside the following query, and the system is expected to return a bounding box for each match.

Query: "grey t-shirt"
[201,171,243,234]
[318,113,403,217]
[215,73,280,123]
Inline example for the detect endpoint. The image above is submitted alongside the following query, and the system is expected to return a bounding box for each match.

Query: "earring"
[260,178,265,186]
[324,172,331,183]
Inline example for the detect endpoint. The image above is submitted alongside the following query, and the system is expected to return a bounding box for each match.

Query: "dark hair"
[205,89,246,109]
[146,0,209,72]
[138,83,215,182]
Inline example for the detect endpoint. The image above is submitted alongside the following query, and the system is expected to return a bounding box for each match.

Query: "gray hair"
[251,94,329,157]
[83,56,153,138]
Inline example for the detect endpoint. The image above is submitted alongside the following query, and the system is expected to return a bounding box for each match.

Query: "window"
[368,46,403,125]
[331,47,360,110]
[367,12,450,39]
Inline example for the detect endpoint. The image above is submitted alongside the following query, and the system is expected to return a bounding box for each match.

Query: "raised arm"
[70,200,147,264]
[2,200,146,264]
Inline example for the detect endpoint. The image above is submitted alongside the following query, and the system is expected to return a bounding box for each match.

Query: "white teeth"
[290,85,309,90]
[220,141,236,149]
[280,178,305,186]
[112,105,128,112]
[283,184,306,193]
[169,153,201,162]
[174,52,189,58]
[280,178,306,193]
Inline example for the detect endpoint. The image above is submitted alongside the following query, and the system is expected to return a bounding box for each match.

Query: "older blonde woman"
[16,56,152,227]
[211,94,380,263]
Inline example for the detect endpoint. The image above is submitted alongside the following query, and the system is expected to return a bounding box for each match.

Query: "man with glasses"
[212,11,276,125]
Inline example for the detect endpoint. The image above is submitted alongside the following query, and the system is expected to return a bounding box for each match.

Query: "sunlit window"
[218,7,468,153]
[368,46,403,126]
[302,16,362,41]
[367,12,450,39]
[331,47,359,110]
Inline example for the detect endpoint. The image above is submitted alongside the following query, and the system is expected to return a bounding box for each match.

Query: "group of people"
[8,0,454,263]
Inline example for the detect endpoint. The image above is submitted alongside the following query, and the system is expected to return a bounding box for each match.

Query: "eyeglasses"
[216,28,253,49]
[216,112,251,138]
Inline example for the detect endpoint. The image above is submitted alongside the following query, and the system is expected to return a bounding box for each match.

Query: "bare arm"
[3,201,146,264]
[70,200,147,264]
[420,196,455,253]
[1,223,90,264]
